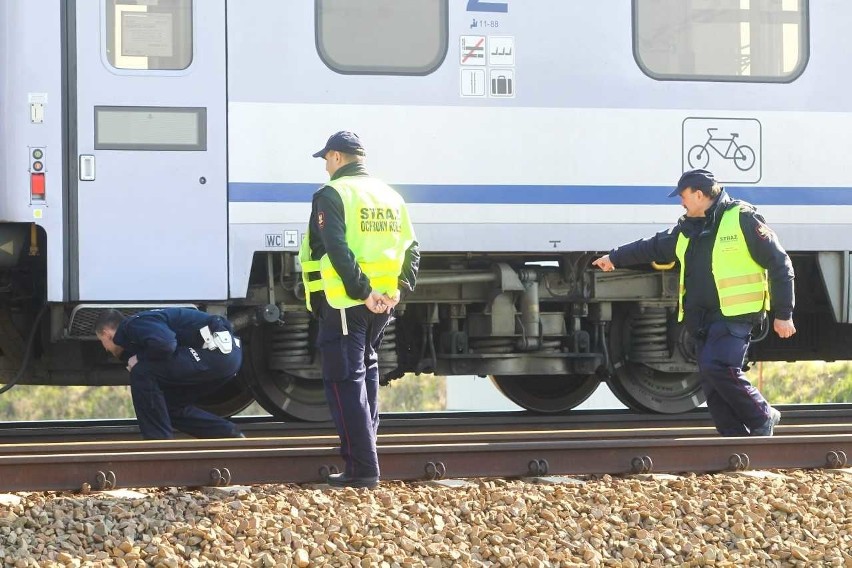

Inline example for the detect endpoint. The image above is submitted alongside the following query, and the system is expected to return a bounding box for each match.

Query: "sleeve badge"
[756,222,774,241]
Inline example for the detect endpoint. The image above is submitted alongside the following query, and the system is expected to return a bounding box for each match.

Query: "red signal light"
[31,173,45,199]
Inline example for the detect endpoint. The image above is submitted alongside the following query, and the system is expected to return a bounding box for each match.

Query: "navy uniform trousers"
[695,320,772,436]
[129,343,243,439]
[318,301,391,479]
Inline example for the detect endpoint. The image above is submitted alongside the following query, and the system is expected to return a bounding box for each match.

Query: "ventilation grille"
[67,304,197,339]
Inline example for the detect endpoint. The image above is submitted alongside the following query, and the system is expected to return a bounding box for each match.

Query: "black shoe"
[751,407,781,436]
[327,472,379,489]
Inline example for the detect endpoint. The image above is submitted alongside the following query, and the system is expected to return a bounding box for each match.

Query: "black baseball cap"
[668,169,716,197]
[312,131,366,158]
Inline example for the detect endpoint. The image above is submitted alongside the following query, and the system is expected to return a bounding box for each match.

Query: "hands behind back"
[364,290,400,314]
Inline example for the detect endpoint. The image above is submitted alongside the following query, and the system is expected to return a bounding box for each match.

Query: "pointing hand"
[592,255,615,272]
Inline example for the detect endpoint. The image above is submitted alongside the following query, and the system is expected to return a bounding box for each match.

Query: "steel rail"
[0,433,848,492]
[1,404,852,443]
[1,421,852,461]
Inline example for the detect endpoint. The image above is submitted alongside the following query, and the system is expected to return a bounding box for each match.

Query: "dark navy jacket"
[609,191,795,333]
[113,308,234,362]
[308,161,420,302]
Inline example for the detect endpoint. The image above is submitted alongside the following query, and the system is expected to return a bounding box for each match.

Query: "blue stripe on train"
[228,182,852,206]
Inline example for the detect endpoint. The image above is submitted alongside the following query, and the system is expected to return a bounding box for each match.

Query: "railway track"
[0,405,849,492]
[2,403,852,442]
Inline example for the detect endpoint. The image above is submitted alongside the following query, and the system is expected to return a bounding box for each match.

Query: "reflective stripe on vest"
[298,176,415,311]
[674,204,769,321]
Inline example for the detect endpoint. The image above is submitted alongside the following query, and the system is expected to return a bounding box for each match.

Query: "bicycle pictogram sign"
[682,118,761,183]
[688,128,755,171]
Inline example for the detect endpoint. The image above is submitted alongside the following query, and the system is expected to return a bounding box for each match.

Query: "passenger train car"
[1,0,849,421]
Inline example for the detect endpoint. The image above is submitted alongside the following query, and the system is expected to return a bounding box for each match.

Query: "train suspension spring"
[629,308,669,362]
[268,310,312,372]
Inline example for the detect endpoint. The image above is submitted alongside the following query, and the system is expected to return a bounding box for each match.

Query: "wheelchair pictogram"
[687,128,756,171]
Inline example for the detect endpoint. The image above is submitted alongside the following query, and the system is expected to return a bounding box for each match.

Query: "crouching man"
[94,307,245,439]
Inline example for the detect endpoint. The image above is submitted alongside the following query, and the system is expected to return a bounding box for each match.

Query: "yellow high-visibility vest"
[299,175,415,311]
[674,204,769,321]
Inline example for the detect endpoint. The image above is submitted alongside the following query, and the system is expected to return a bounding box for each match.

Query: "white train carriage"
[1,0,849,420]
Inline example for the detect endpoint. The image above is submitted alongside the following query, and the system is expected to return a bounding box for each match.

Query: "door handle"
[79,155,95,181]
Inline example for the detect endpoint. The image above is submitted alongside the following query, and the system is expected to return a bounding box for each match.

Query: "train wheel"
[239,324,331,422]
[606,305,704,413]
[196,377,256,418]
[491,373,602,413]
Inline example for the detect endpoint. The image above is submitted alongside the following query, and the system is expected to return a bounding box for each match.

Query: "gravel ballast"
[0,469,848,567]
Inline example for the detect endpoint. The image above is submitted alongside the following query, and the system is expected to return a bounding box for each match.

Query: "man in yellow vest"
[300,131,419,487]
[592,169,795,436]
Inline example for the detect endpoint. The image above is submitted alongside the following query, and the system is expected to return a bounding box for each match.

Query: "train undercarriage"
[206,250,852,420]
[1,238,851,422]
[230,252,705,420]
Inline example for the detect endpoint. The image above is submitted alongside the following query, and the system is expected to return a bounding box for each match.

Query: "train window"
[634,0,808,82]
[95,107,206,151]
[104,0,193,71]
[316,0,448,75]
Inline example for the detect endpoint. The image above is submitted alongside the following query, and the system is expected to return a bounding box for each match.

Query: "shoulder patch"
[317,211,325,230]
[755,222,774,241]
[737,201,757,214]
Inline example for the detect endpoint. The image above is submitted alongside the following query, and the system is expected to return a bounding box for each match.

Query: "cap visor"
[667,188,680,197]
[312,148,327,158]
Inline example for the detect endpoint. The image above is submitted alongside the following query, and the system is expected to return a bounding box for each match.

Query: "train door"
[72,0,227,300]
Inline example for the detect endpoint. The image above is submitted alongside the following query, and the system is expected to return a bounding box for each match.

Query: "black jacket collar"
[330,162,369,181]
